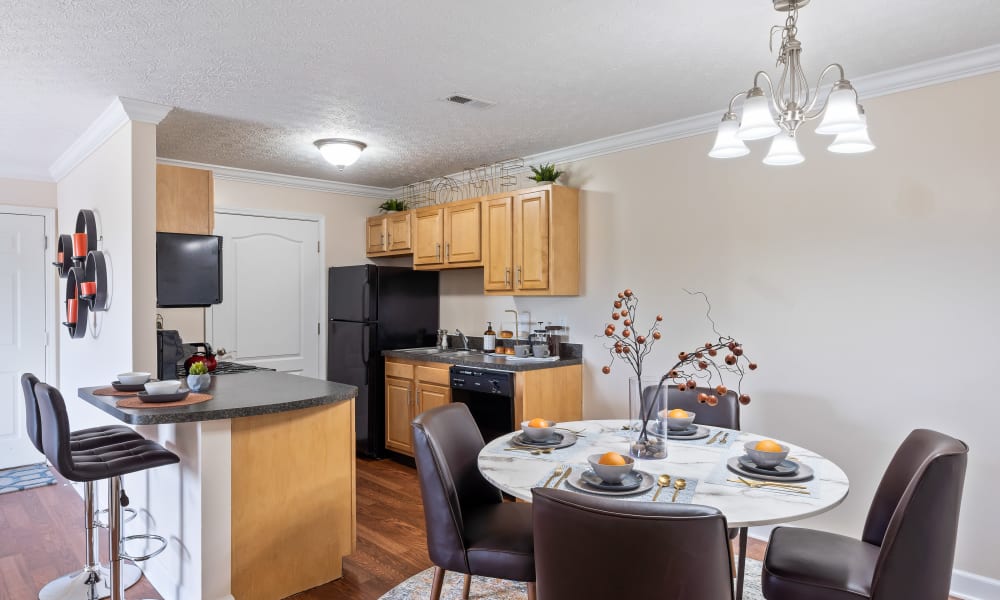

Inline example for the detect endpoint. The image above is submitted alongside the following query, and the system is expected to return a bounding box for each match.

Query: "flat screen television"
[156,232,223,307]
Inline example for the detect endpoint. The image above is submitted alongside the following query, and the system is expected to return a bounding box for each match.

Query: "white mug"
[514,345,531,358]
[532,344,550,358]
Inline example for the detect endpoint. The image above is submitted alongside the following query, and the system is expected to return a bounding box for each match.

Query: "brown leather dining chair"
[411,403,536,600]
[763,429,969,600]
[532,487,735,600]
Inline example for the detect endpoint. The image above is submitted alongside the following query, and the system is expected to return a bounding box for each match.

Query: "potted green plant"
[528,163,565,184]
[187,360,211,392]
[378,198,409,213]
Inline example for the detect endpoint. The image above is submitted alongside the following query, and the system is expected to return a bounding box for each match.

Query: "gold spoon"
[504,447,552,455]
[671,478,687,502]
[651,474,671,501]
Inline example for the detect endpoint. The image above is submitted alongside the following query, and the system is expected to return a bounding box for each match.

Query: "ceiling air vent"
[442,94,496,109]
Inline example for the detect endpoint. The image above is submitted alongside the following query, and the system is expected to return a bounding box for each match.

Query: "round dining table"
[478,420,850,600]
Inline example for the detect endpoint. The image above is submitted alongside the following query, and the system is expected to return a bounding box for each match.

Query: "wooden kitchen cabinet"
[484,184,580,296]
[366,211,413,257]
[413,199,482,269]
[156,164,214,234]
[384,358,452,456]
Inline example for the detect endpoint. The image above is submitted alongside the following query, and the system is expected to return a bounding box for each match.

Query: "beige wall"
[57,122,158,430]
[440,72,1000,579]
[158,178,382,341]
[0,176,57,209]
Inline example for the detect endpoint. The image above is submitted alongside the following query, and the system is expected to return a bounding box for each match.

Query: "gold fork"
[728,477,810,493]
[543,466,565,488]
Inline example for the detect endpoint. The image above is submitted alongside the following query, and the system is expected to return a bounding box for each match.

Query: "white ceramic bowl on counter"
[117,372,151,385]
[144,380,182,395]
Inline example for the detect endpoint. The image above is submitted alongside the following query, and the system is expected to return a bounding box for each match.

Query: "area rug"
[0,463,57,495]
[380,557,765,599]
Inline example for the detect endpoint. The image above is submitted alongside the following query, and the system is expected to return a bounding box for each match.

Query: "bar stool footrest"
[121,534,167,562]
[95,506,138,528]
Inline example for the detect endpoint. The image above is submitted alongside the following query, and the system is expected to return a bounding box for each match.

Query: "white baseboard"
[747,527,1000,599]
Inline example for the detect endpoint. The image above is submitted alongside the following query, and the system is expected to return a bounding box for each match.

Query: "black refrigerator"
[327,265,439,457]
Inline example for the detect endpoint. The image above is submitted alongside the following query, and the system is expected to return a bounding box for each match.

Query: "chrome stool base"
[38,563,141,600]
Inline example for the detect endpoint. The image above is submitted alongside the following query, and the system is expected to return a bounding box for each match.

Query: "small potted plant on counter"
[187,361,211,392]
[528,163,565,184]
[378,198,409,213]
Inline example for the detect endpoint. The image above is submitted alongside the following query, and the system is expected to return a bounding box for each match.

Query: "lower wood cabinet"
[384,359,452,456]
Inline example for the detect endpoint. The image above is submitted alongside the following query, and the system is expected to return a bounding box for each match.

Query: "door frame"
[206,207,327,378]
[0,205,58,386]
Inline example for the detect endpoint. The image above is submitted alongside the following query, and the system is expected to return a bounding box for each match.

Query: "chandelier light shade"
[708,0,873,164]
[763,132,805,166]
[828,106,875,154]
[314,138,367,170]
[709,113,751,158]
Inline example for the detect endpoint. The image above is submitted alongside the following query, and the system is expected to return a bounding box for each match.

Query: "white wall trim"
[0,206,58,388]
[49,97,172,182]
[0,165,55,182]
[156,158,396,199]
[747,526,1000,600]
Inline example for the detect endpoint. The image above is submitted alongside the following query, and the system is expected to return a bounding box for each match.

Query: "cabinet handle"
[504,268,510,288]
[387,232,392,245]
[436,243,441,261]
[380,233,384,247]
[445,242,450,259]
[516,266,522,287]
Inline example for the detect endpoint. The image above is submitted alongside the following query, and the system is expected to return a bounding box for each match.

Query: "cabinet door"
[385,376,414,454]
[157,164,214,234]
[366,216,386,255]
[444,202,482,265]
[417,382,451,415]
[413,208,444,265]
[386,211,412,252]
[514,191,550,290]
[483,197,514,291]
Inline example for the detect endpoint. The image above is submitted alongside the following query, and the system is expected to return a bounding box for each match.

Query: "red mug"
[80,281,97,297]
[72,233,88,258]
[67,299,78,324]
[57,251,64,263]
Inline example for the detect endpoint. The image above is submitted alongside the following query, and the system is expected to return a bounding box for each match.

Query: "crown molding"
[0,164,56,183]
[49,97,173,182]
[155,158,396,199]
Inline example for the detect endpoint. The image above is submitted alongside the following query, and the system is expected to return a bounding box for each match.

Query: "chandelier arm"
[803,63,849,118]
[752,71,782,114]
[727,92,745,114]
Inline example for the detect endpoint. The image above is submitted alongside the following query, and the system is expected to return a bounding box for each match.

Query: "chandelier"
[709,0,874,165]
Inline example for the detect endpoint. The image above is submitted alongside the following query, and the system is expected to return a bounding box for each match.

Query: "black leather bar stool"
[33,382,180,600]
[22,373,147,600]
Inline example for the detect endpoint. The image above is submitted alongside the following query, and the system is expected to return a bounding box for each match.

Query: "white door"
[209,213,322,377]
[0,212,47,469]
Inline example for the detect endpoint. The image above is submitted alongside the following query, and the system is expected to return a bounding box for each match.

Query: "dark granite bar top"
[382,342,583,372]
[78,371,358,425]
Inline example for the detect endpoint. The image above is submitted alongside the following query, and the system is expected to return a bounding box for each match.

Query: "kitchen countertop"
[78,371,358,425]
[382,348,583,372]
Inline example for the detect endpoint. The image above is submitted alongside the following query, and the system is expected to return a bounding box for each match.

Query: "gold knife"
[542,466,564,488]
[705,431,721,445]
[552,466,573,489]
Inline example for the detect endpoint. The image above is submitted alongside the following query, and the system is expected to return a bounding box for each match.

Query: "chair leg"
[526,581,536,600]
[735,527,748,600]
[462,573,472,599]
[109,476,125,600]
[429,566,446,600]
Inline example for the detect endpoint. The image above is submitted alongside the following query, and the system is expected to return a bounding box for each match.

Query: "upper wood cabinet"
[413,199,482,269]
[484,185,579,296]
[366,211,413,257]
[156,164,214,234]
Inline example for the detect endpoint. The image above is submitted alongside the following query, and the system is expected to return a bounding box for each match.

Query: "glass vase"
[628,376,668,459]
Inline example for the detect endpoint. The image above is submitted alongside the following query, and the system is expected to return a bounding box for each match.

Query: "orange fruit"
[754,439,783,452]
[598,451,627,466]
[528,418,548,428]
[667,408,689,418]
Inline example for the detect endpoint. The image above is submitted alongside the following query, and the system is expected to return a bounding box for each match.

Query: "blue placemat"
[534,464,700,503]
[0,463,57,495]
[705,454,822,496]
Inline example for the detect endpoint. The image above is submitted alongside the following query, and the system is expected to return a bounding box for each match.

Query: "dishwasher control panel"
[449,366,515,397]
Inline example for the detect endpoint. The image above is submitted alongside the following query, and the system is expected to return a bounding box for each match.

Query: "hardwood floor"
[2,458,954,600]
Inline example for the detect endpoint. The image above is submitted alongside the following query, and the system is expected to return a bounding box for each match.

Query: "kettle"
[184,342,218,372]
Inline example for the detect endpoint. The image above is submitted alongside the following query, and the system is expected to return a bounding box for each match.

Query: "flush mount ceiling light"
[314,138,367,170]
[709,0,875,165]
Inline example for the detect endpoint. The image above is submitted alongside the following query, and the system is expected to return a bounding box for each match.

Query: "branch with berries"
[599,288,662,380]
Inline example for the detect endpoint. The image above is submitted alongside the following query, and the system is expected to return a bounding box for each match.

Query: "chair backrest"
[643,384,741,430]
[411,403,502,572]
[532,488,734,600]
[32,382,76,478]
[863,429,969,599]
[20,372,43,452]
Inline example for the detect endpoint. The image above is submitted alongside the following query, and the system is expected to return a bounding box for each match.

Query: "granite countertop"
[382,346,583,372]
[78,371,358,425]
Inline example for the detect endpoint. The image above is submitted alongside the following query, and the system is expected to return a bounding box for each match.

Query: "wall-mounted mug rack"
[56,209,109,338]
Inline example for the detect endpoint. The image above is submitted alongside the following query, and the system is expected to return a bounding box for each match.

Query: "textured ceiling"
[3,0,1000,187]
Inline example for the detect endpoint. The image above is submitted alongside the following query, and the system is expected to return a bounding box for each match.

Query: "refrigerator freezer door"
[329,320,381,456]
[328,265,376,322]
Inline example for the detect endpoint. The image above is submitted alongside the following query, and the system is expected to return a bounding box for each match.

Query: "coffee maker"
[156,329,186,380]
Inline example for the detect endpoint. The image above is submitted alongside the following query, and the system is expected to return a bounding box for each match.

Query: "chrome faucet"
[455,329,470,351]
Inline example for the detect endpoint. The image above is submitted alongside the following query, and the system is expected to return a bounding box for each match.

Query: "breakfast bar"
[78,372,358,600]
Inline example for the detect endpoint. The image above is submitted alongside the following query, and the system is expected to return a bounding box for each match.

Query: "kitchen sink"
[396,347,448,355]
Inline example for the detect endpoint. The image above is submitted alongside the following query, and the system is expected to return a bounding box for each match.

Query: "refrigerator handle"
[361,323,370,367]
[362,279,371,322]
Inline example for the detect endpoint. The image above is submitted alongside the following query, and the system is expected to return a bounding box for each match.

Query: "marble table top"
[478,420,850,528]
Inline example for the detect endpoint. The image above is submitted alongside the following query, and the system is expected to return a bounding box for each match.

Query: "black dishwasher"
[450,366,516,444]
